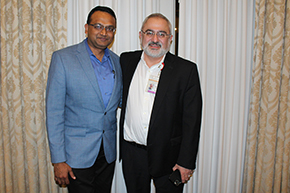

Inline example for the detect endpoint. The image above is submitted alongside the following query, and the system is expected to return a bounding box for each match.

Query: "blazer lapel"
[149,53,175,127]
[105,51,121,109]
[123,52,142,105]
[76,41,104,108]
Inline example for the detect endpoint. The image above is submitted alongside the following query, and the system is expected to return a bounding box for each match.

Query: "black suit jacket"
[119,51,202,177]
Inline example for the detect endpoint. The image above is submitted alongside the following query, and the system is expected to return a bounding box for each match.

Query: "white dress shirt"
[124,53,165,145]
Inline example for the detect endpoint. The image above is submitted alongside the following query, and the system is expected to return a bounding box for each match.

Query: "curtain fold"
[242,0,290,192]
[178,0,255,192]
[0,0,67,192]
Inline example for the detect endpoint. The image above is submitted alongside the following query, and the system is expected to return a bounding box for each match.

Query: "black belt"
[126,140,147,150]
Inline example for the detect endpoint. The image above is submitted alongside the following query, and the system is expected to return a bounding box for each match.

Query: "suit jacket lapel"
[76,41,104,108]
[123,52,142,106]
[106,51,121,109]
[149,53,175,127]
[123,51,175,128]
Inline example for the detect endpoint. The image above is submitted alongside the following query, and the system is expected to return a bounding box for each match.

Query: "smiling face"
[85,11,116,52]
[140,17,173,59]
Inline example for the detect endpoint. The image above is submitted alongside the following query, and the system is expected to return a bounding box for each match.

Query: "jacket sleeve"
[46,51,67,164]
[177,64,202,170]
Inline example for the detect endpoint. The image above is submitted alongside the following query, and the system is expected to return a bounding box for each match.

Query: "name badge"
[147,75,159,94]
[146,63,164,94]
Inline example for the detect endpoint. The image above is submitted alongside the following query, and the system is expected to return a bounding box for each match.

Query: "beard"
[141,40,170,58]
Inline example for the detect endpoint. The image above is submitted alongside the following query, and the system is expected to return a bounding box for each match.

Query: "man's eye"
[146,31,154,36]
[95,25,102,29]
[158,32,166,37]
[107,27,114,31]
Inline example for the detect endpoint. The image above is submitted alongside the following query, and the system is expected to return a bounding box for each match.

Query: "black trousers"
[121,140,184,193]
[67,143,115,193]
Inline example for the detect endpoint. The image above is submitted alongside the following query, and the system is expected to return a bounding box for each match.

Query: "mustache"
[148,41,162,47]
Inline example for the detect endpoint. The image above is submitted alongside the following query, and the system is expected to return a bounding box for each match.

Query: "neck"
[92,47,106,62]
[87,41,106,62]
[143,54,164,68]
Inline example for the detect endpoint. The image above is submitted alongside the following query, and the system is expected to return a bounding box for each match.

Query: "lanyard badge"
[146,63,164,94]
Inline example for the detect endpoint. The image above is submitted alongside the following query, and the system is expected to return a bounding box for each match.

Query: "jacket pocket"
[65,127,86,137]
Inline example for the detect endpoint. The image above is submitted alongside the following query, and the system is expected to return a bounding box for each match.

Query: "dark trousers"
[121,141,184,193]
[67,143,115,193]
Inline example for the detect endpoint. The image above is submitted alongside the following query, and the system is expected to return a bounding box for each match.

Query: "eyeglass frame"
[88,23,116,33]
[140,29,171,39]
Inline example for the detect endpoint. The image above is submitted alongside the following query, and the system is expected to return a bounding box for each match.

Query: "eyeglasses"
[141,30,171,39]
[88,23,116,33]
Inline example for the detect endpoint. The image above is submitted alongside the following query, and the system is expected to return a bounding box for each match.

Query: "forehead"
[143,17,170,32]
[90,11,116,26]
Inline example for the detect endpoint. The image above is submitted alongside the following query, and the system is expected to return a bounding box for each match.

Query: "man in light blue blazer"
[46,6,122,193]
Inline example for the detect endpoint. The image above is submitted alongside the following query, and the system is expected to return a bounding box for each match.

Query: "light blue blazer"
[46,40,122,168]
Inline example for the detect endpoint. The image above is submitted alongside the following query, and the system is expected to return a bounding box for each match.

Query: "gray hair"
[141,13,172,34]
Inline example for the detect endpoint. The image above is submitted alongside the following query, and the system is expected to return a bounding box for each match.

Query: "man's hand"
[172,164,194,183]
[53,162,76,185]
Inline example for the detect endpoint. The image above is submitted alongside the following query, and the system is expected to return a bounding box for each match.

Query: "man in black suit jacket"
[119,13,202,193]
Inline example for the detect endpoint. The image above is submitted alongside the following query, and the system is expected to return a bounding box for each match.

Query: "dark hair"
[86,6,117,25]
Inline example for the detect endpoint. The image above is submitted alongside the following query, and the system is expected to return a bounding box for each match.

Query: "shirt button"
[104,112,107,115]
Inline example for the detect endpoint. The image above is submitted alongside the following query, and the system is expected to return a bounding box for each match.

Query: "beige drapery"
[0,0,67,192]
[243,0,290,192]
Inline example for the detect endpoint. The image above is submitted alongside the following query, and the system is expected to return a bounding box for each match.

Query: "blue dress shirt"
[85,39,115,108]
